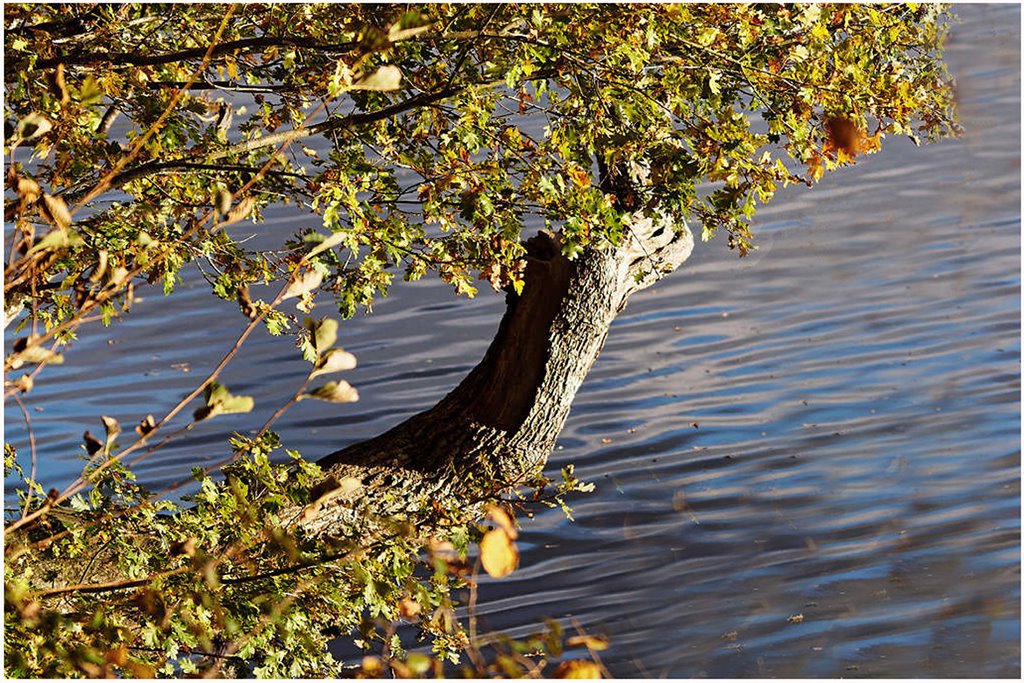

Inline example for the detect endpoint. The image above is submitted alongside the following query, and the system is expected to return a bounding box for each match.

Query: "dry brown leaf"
[398,597,422,620]
[485,503,517,539]
[136,414,157,436]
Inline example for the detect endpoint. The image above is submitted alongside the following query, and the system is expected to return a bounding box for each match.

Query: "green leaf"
[303,317,339,356]
[193,382,255,421]
[78,76,104,106]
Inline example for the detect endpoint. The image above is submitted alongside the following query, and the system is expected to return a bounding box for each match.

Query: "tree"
[4,3,957,677]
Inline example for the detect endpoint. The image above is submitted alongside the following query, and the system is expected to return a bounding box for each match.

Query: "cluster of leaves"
[4,4,956,371]
[4,439,597,678]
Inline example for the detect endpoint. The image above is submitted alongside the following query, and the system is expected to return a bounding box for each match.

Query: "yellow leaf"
[807,154,824,182]
[567,635,610,652]
[480,528,518,578]
[351,65,403,91]
[223,196,256,226]
[42,194,72,231]
[553,660,603,679]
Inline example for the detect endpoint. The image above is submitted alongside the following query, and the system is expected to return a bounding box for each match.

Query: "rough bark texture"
[304,212,693,535]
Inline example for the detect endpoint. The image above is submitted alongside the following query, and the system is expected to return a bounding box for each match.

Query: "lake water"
[5,4,1019,677]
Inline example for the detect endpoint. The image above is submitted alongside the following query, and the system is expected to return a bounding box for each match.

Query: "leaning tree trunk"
[303,212,693,535]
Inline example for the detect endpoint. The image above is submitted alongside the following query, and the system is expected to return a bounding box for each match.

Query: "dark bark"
[303,212,693,535]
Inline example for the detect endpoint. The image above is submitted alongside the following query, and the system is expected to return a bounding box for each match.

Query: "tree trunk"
[304,212,693,535]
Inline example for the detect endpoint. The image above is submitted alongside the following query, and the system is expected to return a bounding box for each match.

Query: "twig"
[11,393,38,516]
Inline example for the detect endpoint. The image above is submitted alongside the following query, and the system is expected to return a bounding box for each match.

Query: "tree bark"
[304,211,693,535]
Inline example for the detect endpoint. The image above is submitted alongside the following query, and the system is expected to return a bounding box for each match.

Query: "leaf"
[224,196,257,225]
[388,11,434,42]
[553,660,603,679]
[485,503,517,539]
[310,348,357,378]
[79,75,104,106]
[100,416,121,450]
[42,194,72,231]
[351,65,403,91]
[301,380,359,403]
[282,269,324,301]
[17,177,41,204]
[397,597,422,620]
[479,528,518,578]
[567,635,610,652]
[193,382,254,421]
[24,228,83,257]
[14,112,52,142]
[305,231,346,259]
[304,316,338,355]
[212,183,232,216]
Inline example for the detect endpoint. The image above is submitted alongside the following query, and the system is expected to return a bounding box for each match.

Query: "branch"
[32,36,357,71]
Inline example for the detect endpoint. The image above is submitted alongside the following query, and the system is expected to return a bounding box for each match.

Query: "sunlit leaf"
[223,196,257,225]
[567,634,610,651]
[479,528,518,578]
[78,75,104,106]
[485,503,517,539]
[305,231,346,259]
[100,416,120,450]
[282,269,324,301]
[16,177,41,204]
[212,183,232,216]
[311,348,357,378]
[193,382,255,421]
[553,660,603,679]
[388,11,434,42]
[351,65,403,91]
[42,194,72,231]
[14,112,52,142]
[301,380,359,403]
[304,316,339,355]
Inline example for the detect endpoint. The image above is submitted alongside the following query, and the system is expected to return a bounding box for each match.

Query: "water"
[5,5,1019,677]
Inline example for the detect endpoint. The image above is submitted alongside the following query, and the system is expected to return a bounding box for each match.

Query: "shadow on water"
[4,4,1019,678]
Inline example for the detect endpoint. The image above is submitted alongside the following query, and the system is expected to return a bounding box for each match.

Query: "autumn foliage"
[5,3,957,678]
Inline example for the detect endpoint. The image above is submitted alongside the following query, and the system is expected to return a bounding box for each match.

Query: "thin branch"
[11,393,38,517]
[32,35,357,71]
[31,564,193,599]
